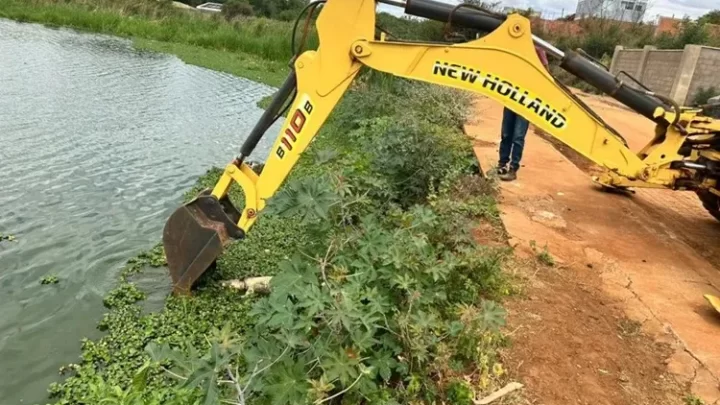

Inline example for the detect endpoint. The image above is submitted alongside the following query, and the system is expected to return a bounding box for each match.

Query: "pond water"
[0,19,280,404]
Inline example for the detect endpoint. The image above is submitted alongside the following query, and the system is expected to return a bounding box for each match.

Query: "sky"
[377,0,716,21]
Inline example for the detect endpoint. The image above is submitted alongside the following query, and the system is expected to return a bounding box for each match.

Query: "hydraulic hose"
[237,69,298,160]
[560,50,668,124]
[399,0,670,125]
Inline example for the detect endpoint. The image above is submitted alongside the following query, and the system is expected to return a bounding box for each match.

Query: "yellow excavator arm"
[162,0,720,295]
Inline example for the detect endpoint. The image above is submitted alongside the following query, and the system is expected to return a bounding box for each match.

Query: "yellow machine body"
[162,0,720,301]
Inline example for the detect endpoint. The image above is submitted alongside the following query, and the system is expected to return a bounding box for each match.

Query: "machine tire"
[697,189,720,221]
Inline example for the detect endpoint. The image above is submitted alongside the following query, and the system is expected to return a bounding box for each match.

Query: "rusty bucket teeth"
[162,190,244,295]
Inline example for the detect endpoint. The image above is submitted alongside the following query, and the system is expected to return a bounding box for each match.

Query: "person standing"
[495,46,550,181]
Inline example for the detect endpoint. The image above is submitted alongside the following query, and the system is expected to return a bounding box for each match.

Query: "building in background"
[576,0,648,22]
[196,2,222,12]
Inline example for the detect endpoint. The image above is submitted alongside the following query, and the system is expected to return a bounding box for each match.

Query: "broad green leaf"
[298,283,329,317]
[363,286,392,316]
[321,348,360,386]
[181,362,213,391]
[248,297,274,326]
[144,342,170,362]
[274,328,307,349]
[244,339,282,375]
[448,320,464,337]
[409,205,438,229]
[425,263,449,282]
[480,300,507,331]
[202,374,218,405]
[264,359,310,405]
[349,327,379,351]
[391,274,413,291]
[411,310,437,331]
[369,351,397,382]
[270,259,317,298]
[264,176,339,224]
[379,334,403,356]
[313,148,340,165]
[266,298,295,329]
[131,361,151,393]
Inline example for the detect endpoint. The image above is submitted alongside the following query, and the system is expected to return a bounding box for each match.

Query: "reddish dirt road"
[466,93,720,404]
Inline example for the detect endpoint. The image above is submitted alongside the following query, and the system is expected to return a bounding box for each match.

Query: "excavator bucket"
[162,190,245,295]
[161,69,299,295]
[705,294,720,315]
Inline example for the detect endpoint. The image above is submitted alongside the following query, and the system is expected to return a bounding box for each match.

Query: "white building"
[576,0,648,22]
[196,2,223,12]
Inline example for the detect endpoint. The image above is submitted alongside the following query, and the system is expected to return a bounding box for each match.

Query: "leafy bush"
[693,86,719,106]
[222,0,254,20]
[375,12,444,42]
[47,74,511,405]
[655,19,711,49]
[140,165,509,405]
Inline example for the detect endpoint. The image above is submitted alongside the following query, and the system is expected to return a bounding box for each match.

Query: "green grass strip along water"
[0,0,309,86]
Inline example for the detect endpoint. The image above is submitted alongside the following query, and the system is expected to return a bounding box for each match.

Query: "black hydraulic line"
[560,51,667,124]
[402,0,670,125]
[238,69,298,160]
[405,0,504,34]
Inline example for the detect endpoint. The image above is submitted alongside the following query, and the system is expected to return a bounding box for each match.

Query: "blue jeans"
[499,108,529,172]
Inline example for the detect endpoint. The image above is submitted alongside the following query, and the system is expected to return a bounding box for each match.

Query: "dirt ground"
[466,91,720,405]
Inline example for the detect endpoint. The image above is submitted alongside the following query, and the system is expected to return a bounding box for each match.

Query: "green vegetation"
[45,69,515,404]
[529,240,554,267]
[221,0,255,21]
[698,10,720,26]
[692,86,719,106]
[0,0,315,65]
[256,94,276,111]
[134,39,289,87]
[655,20,720,50]
[40,275,60,285]
[0,233,17,242]
[532,8,720,60]
[684,394,706,405]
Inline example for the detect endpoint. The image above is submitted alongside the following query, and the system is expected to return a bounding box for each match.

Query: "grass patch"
[0,0,312,63]
[618,318,642,338]
[684,394,705,405]
[530,240,554,267]
[135,39,289,87]
[256,94,276,110]
[0,0,302,87]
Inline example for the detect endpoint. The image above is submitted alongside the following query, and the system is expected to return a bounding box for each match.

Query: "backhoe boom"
[161,0,720,295]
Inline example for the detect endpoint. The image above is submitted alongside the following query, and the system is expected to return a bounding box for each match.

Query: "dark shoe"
[498,168,517,181]
[486,165,508,176]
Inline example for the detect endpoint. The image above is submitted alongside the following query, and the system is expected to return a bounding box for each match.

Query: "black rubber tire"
[697,189,720,222]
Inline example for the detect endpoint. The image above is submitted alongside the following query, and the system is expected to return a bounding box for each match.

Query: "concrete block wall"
[610,44,720,105]
[610,49,643,76]
[686,47,720,104]
[641,50,683,97]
